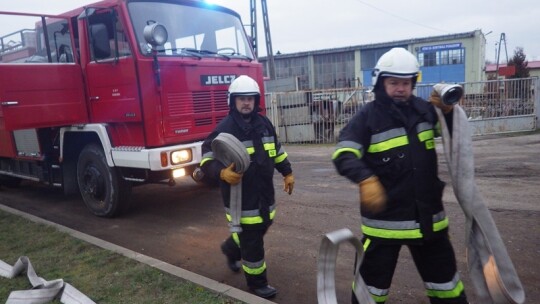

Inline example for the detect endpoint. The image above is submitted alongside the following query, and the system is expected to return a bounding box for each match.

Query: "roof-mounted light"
[143,21,168,47]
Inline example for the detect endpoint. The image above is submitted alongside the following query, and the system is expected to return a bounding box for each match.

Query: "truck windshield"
[128,1,254,60]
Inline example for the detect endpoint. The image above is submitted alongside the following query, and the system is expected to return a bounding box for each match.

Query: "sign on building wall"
[420,43,462,52]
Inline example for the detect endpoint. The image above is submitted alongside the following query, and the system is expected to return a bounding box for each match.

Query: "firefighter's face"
[235,95,255,115]
[383,77,413,102]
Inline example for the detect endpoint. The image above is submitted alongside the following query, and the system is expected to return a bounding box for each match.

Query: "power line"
[351,0,449,34]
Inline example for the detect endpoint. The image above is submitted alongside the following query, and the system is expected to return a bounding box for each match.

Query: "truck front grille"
[166,90,228,127]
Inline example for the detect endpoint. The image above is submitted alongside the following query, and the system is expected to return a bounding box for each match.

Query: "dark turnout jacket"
[333,94,453,242]
[201,111,292,229]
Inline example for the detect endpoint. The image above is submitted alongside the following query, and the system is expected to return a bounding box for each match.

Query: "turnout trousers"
[222,226,269,289]
[352,234,468,304]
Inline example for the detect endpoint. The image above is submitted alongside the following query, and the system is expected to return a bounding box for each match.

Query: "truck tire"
[77,144,131,217]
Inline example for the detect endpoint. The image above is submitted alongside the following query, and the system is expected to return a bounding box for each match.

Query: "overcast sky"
[3,0,540,62]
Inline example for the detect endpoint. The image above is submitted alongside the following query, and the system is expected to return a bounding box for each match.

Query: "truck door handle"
[89,96,100,101]
[1,101,19,106]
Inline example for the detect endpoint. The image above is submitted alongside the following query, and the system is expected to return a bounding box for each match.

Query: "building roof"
[486,61,540,72]
[261,30,480,60]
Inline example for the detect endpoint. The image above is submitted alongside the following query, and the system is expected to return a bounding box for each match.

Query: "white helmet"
[372,47,420,88]
[228,75,261,107]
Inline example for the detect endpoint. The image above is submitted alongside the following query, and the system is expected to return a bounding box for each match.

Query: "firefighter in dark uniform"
[200,75,294,299]
[332,48,468,304]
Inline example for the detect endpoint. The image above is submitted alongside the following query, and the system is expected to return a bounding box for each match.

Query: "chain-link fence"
[417,78,537,119]
[264,88,371,144]
[266,77,538,144]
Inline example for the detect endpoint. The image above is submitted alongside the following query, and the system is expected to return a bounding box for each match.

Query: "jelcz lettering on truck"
[201,75,237,86]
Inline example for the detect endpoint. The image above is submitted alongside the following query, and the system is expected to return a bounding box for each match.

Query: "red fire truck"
[0,0,265,217]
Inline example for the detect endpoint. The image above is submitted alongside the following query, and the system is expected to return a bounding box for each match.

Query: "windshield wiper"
[154,48,202,59]
[199,49,254,62]
[192,49,231,61]
[153,48,253,62]
[230,54,253,62]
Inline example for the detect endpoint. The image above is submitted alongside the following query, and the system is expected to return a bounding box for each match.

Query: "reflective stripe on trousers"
[225,204,276,225]
[222,224,270,289]
[361,211,448,239]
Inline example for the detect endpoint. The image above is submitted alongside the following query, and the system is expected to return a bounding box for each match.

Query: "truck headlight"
[170,149,192,165]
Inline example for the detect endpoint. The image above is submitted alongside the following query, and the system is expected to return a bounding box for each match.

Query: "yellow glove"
[283,173,295,195]
[429,90,454,114]
[220,163,243,185]
[359,176,387,213]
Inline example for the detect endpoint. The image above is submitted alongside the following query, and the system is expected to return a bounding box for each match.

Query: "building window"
[449,49,464,64]
[438,50,448,65]
[424,52,437,66]
[418,47,463,67]
[271,56,310,90]
[313,51,355,89]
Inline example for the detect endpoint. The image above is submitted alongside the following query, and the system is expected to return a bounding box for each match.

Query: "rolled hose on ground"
[435,104,525,304]
[211,133,250,233]
[0,256,95,304]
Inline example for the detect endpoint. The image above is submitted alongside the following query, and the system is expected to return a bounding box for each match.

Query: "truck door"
[0,13,86,158]
[83,9,141,124]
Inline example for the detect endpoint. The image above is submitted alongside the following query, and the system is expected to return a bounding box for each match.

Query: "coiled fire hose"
[0,256,95,304]
[317,228,375,304]
[435,104,525,304]
[211,132,250,233]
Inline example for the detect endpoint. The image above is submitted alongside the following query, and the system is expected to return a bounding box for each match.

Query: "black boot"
[251,285,277,299]
[221,242,240,272]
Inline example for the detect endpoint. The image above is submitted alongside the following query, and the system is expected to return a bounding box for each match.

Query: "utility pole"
[496,33,508,77]
[249,0,257,56]
[250,0,276,79]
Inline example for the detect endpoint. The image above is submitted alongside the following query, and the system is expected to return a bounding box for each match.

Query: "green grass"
[0,209,243,304]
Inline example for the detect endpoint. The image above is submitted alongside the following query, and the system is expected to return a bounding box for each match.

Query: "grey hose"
[317,228,375,304]
[211,132,250,233]
[435,105,525,304]
[0,256,95,304]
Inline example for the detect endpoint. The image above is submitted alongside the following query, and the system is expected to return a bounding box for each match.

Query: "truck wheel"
[77,144,131,217]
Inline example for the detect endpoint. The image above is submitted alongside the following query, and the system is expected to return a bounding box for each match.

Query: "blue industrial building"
[260,30,486,91]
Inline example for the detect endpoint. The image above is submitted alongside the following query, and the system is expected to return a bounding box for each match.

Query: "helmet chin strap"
[373,84,388,99]
[241,112,254,121]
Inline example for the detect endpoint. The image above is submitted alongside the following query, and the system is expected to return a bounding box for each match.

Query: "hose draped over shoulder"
[211,132,250,233]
